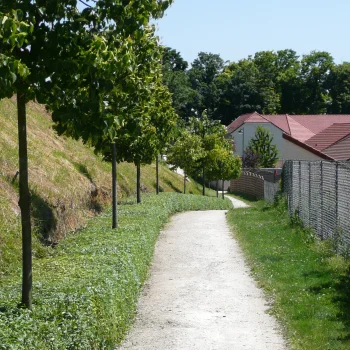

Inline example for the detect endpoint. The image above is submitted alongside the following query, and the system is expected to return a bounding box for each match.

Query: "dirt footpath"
[118,210,288,350]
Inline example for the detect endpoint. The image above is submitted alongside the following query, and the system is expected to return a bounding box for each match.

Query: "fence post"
[320,161,324,239]
[336,162,339,228]
[299,160,302,217]
[309,161,311,227]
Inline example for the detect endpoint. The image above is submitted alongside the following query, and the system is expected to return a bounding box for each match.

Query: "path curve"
[118,210,288,350]
[224,194,250,209]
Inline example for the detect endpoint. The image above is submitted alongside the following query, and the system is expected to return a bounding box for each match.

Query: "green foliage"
[227,196,350,350]
[327,62,350,114]
[168,110,241,185]
[248,126,279,168]
[0,9,33,97]
[187,52,224,118]
[300,51,334,114]
[162,47,350,126]
[162,47,188,72]
[166,130,205,175]
[0,193,231,349]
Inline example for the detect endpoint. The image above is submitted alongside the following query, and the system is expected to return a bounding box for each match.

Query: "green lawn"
[227,195,350,350]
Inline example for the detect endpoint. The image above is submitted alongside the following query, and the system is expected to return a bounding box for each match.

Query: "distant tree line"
[163,48,350,125]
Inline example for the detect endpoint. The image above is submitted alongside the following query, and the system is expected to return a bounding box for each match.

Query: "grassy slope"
[227,195,350,350]
[0,97,213,278]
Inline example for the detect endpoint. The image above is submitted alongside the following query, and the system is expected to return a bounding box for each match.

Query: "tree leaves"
[247,126,279,168]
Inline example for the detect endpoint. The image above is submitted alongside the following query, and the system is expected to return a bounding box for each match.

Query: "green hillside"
[0,97,210,278]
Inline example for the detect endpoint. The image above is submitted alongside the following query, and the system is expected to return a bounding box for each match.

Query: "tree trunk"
[156,155,159,195]
[216,180,219,198]
[137,162,141,203]
[183,171,186,194]
[111,143,117,229]
[17,92,32,309]
[222,180,225,200]
[202,166,205,196]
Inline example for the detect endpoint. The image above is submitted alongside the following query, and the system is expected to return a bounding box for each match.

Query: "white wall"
[231,123,284,159]
[282,138,323,161]
[231,122,323,162]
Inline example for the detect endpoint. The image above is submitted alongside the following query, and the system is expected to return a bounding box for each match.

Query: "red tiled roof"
[227,112,289,134]
[305,123,350,151]
[227,113,350,144]
[289,115,350,134]
[286,116,315,142]
[226,112,260,134]
[264,115,290,134]
[323,134,350,160]
[283,134,334,160]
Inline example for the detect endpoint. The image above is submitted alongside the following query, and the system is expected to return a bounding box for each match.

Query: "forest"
[163,48,350,125]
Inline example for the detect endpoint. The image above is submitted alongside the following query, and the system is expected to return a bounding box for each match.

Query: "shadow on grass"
[334,268,350,343]
[6,175,57,245]
[31,192,57,245]
[71,161,95,184]
[228,192,260,203]
[164,179,182,193]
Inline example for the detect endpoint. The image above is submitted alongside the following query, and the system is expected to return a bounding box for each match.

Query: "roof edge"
[283,134,334,160]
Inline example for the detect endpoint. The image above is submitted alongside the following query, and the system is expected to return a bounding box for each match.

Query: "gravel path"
[118,208,288,350]
[224,195,250,208]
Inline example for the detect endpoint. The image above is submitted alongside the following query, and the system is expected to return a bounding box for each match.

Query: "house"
[227,112,350,165]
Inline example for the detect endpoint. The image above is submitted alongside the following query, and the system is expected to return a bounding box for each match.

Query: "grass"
[0,193,232,349]
[227,194,350,350]
[0,97,214,278]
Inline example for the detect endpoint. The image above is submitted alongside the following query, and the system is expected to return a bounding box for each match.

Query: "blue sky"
[155,0,350,65]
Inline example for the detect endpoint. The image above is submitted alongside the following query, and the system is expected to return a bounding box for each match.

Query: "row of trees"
[167,111,241,196]
[163,49,350,125]
[0,0,177,309]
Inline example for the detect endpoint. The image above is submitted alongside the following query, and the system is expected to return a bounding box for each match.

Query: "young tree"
[166,131,205,194]
[216,148,242,199]
[248,126,279,168]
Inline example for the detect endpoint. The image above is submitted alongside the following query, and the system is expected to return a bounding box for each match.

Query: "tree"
[276,50,302,114]
[189,109,226,195]
[327,62,350,114]
[214,59,261,125]
[300,51,334,114]
[0,0,174,309]
[216,147,242,199]
[203,137,242,198]
[188,52,225,117]
[166,131,205,194]
[253,51,281,114]
[248,126,279,168]
[162,47,188,72]
[162,47,197,121]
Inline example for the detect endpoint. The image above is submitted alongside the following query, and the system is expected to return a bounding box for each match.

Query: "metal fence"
[283,160,350,253]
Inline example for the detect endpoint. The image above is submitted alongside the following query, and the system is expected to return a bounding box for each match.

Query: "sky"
[154,0,350,65]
